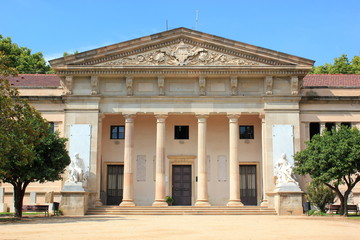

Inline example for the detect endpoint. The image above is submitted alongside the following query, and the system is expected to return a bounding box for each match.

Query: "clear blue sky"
[1,0,359,66]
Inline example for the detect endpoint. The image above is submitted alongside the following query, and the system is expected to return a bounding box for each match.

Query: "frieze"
[96,41,263,67]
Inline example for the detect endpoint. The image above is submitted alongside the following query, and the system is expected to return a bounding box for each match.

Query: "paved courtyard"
[1,215,359,240]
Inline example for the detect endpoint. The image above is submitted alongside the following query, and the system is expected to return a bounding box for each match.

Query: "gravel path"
[1,215,359,240]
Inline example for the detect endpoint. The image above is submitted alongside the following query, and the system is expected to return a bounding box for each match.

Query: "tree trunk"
[13,181,30,218]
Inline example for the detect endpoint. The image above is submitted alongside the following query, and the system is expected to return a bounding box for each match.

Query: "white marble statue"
[66,153,88,184]
[274,153,299,186]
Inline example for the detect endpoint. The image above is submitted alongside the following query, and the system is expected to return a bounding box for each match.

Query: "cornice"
[54,67,311,76]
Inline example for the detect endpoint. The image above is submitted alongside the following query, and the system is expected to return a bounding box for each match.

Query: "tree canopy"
[294,126,360,216]
[0,66,70,217]
[311,54,360,74]
[0,35,53,74]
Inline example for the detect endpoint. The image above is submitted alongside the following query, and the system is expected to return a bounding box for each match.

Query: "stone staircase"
[86,206,277,215]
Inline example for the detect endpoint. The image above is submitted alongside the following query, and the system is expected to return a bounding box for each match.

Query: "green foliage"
[166,196,174,205]
[0,35,53,74]
[0,73,70,217]
[63,51,79,57]
[307,209,327,216]
[306,181,336,213]
[294,126,360,216]
[311,54,360,74]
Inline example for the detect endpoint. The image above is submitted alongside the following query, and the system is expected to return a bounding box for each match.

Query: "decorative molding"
[96,41,265,67]
[291,76,299,95]
[91,76,99,95]
[126,76,133,96]
[56,69,310,76]
[81,38,286,66]
[157,76,165,96]
[230,76,238,96]
[199,76,206,96]
[265,76,273,95]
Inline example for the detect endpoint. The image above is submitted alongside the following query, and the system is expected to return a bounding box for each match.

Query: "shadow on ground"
[0,215,134,225]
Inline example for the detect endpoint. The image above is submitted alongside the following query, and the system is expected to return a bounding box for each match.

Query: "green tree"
[294,126,360,216]
[0,35,53,74]
[0,74,70,217]
[63,51,79,57]
[311,54,360,74]
[306,181,336,213]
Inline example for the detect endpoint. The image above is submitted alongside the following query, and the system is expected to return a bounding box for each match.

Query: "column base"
[152,200,168,207]
[119,201,136,207]
[195,200,211,207]
[95,199,103,207]
[227,200,244,207]
[260,199,268,207]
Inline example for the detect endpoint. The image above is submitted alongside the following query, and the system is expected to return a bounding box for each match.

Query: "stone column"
[259,114,268,206]
[320,122,326,135]
[227,114,243,206]
[95,115,104,206]
[195,114,211,206]
[153,115,168,206]
[120,114,136,206]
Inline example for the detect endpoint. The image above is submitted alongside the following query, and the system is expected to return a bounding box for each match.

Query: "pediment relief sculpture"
[97,41,265,67]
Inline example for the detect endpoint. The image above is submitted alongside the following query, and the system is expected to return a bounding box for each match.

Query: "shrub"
[306,181,336,213]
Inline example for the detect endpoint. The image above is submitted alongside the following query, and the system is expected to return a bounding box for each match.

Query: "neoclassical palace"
[2,28,360,215]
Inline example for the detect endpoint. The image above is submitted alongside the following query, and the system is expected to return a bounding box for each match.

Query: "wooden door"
[172,165,192,206]
[106,165,124,205]
[240,165,257,205]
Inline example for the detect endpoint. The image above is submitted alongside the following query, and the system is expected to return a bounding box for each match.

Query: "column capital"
[123,114,135,122]
[227,114,240,122]
[155,114,168,122]
[196,114,209,121]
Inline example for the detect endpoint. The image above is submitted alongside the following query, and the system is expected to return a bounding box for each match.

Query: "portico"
[47,27,316,214]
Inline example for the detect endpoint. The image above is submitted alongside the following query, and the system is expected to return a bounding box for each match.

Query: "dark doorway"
[240,165,257,206]
[172,165,192,206]
[106,165,124,205]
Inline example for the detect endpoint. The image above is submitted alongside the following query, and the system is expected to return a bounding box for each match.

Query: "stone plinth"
[62,182,86,192]
[60,191,89,216]
[274,191,303,215]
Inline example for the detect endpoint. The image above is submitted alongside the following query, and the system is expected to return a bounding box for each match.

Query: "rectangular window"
[240,126,254,139]
[110,126,125,139]
[309,122,320,140]
[174,125,189,139]
[49,122,55,133]
[325,122,336,132]
[341,122,351,128]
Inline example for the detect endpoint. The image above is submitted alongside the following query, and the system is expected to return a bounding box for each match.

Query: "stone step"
[86,206,277,215]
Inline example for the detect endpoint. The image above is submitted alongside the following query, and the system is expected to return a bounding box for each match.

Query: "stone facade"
[1,28,360,215]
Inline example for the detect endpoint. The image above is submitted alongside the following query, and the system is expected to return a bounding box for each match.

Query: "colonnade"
[113,113,261,207]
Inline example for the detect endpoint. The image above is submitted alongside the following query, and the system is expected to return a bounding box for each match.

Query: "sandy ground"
[1,215,359,240]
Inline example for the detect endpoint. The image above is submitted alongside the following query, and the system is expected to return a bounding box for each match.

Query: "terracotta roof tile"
[303,74,360,87]
[3,74,61,87]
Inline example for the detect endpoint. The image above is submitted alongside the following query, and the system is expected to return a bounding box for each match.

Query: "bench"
[22,205,49,216]
[329,204,358,215]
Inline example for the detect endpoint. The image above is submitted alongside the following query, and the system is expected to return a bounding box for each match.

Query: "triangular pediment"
[95,41,266,67]
[50,28,314,68]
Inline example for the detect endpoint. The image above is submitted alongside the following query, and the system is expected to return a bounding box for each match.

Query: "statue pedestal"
[60,191,89,216]
[62,182,86,192]
[275,182,301,192]
[274,183,303,215]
